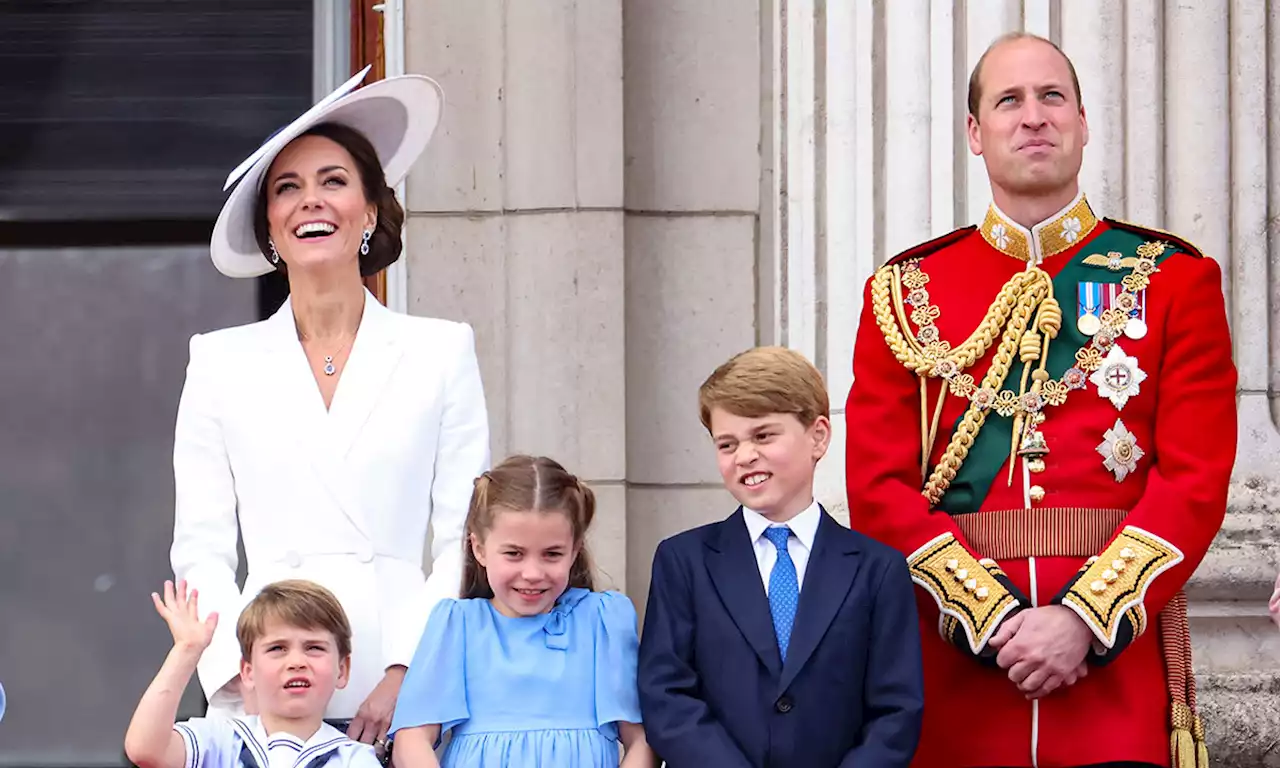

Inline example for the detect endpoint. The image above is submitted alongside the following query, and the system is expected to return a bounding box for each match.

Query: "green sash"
[935,228,1178,514]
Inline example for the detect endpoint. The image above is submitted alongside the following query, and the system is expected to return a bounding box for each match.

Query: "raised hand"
[151,579,218,653]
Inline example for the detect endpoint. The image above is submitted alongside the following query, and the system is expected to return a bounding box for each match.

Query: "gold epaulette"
[1104,218,1205,259]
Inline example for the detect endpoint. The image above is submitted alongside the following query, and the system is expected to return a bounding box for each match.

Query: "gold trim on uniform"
[908,533,1020,654]
[1061,526,1184,648]
[980,193,1100,264]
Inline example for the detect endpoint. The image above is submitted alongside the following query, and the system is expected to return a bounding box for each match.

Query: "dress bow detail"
[542,587,589,650]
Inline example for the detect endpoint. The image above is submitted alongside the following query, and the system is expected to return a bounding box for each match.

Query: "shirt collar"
[979,190,1099,265]
[742,500,821,551]
[236,716,349,749]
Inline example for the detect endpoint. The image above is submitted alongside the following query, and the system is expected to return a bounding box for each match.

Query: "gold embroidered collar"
[979,193,1099,264]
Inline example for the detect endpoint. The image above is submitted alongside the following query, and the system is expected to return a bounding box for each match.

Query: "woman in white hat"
[169,68,490,757]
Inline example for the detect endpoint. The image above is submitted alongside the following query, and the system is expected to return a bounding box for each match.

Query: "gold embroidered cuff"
[908,533,1022,654]
[1060,526,1183,649]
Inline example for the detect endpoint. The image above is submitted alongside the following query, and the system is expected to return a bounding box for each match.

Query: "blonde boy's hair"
[698,346,830,432]
[236,580,353,661]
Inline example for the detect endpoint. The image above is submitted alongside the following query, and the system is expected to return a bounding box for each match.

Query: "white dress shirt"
[742,501,821,595]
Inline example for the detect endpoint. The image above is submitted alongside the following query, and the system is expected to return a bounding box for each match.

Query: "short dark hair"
[967,32,1083,121]
[253,122,406,277]
[236,580,353,661]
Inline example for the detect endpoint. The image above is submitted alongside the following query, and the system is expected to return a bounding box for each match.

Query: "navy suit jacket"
[638,506,923,768]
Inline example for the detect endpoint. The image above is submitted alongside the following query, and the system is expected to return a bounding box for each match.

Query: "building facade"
[392,1,1280,764]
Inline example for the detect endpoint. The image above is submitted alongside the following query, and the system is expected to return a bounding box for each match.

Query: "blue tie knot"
[764,526,791,551]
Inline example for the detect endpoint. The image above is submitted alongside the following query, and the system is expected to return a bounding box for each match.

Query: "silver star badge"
[1089,345,1147,410]
[1097,419,1144,482]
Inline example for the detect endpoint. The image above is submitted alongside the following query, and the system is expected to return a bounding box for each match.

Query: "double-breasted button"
[284,550,302,569]
[775,696,793,714]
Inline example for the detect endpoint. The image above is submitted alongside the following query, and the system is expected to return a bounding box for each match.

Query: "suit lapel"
[326,291,405,461]
[778,508,861,693]
[706,509,783,678]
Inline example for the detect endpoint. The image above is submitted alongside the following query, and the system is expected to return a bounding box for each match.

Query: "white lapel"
[255,290,404,539]
[327,290,406,462]
[259,296,331,469]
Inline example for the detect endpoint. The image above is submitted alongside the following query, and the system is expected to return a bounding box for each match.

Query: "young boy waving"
[125,579,380,768]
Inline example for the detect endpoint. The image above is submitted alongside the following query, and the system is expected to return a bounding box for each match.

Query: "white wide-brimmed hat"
[210,66,443,278]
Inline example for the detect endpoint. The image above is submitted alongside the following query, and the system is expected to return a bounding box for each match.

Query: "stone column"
[621,0,762,610]
[402,0,629,588]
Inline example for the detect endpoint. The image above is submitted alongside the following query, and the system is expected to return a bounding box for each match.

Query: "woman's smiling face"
[264,134,376,274]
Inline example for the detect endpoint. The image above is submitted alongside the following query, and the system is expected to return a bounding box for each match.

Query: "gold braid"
[1007,292,1062,484]
[922,276,1048,505]
[874,266,1034,374]
[871,260,1055,507]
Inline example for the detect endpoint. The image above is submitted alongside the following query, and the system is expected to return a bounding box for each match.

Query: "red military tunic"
[845,194,1236,768]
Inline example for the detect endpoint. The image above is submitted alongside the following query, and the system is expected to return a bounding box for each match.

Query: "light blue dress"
[389,588,642,767]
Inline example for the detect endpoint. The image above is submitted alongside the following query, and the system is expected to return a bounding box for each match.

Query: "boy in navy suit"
[638,346,923,767]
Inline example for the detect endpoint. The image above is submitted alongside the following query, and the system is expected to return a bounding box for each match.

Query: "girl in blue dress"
[390,455,657,768]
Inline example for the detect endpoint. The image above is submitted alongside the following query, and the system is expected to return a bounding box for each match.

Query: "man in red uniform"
[845,32,1236,768]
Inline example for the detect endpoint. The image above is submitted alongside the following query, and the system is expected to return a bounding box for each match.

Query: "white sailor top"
[173,716,380,768]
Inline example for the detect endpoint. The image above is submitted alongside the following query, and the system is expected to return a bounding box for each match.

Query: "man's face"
[967,38,1089,202]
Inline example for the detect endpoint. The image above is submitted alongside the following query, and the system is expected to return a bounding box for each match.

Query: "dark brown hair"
[461,455,597,600]
[967,32,1083,121]
[236,579,353,661]
[698,346,830,433]
[252,122,406,276]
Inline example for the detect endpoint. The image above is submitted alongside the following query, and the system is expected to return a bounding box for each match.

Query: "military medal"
[1089,345,1147,410]
[1097,418,1144,482]
[1077,282,1103,336]
[1107,282,1149,340]
[1125,317,1148,339]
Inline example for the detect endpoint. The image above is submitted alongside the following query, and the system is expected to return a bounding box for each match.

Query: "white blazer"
[170,289,490,718]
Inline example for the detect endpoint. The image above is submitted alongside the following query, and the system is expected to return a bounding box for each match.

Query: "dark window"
[0,1,313,223]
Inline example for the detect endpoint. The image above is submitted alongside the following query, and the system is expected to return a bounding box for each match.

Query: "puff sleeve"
[591,590,643,735]
[389,599,470,742]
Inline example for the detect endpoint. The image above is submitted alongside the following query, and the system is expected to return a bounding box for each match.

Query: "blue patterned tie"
[763,526,799,662]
